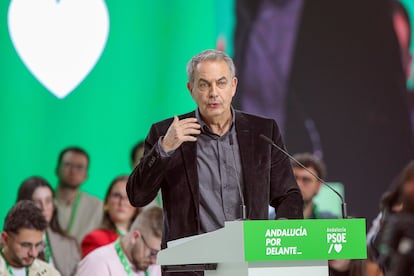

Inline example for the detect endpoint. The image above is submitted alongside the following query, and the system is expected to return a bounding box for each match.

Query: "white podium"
[157,219,366,275]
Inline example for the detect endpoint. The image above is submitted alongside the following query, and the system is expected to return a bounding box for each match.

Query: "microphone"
[229,134,247,220]
[259,134,348,219]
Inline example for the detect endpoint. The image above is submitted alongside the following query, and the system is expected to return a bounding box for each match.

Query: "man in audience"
[291,153,368,275]
[0,200,60,275]
[76,206,162,276]
[291,153,337,219]
[54,147,103,244]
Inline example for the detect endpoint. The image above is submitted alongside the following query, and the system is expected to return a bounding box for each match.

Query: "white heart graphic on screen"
[8,0,109,99]
[334,244,342,253]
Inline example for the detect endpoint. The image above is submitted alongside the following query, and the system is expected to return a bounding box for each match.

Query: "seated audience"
[1,200,60,275]
[81,175,140,257]
[369,160,414,275]
[76,206,163,276]
[17,176,80,276]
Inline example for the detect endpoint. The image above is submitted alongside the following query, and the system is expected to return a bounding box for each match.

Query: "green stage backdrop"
[0,0,234,229]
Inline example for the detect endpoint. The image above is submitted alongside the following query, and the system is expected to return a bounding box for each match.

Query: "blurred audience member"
[76,206,163,276]
[1,200,60,275]
[54,147,103,244]
[374,160,414,275]
[367,171,404,249]
[291,153,336,219]
[17,177,80,276]
[290,153,365,275]
[81,175,140,258]
[366,2,413,274]
[366,170,403,276]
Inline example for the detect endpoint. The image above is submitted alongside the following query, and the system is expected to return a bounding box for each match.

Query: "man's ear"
[131,230,141,244]
[231,77,238,97]
[1,232,9,245]
[187,82,193,94]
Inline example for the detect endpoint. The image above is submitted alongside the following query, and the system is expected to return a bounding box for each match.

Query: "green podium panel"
[244,219,367,261]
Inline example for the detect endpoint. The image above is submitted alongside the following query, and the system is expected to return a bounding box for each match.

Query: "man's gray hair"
[186,49,236,85]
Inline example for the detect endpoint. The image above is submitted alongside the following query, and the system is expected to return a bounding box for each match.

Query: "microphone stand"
[259,134,348,219]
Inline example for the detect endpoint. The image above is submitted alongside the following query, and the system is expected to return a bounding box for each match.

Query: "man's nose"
[27,246,39,257]
[209,83,218,96]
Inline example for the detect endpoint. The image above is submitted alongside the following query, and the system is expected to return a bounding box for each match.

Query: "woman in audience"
[366,160,414,275]
[81,175,140,257]
[17,176,80,276]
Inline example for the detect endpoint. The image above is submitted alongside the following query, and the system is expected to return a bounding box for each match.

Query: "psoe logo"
[326,228,347,254]
[8,0,110,99]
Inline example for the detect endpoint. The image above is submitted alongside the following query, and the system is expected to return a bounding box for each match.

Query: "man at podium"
[127,50,304,273]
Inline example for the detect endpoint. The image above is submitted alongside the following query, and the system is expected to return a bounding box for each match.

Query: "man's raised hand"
[161,116,201,152]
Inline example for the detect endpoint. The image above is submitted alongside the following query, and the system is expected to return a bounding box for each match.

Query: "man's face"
[56,151,88,189]
[1,229,44,267]
[130,231,161,272]
[293,167,322,204]
[187,60,237,122]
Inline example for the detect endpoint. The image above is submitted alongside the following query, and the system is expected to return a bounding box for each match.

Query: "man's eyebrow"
[198,76,227,83]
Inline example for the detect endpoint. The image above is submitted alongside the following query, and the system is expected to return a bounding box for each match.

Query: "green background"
[0,0,234,229]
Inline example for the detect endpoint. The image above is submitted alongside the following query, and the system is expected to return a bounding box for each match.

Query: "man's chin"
[133,263,150,272]
[304,200,313,206]
[62,182,81,190]
[21,258,35,267]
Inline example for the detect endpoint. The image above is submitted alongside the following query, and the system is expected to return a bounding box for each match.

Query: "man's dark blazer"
[127,110,303,249]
